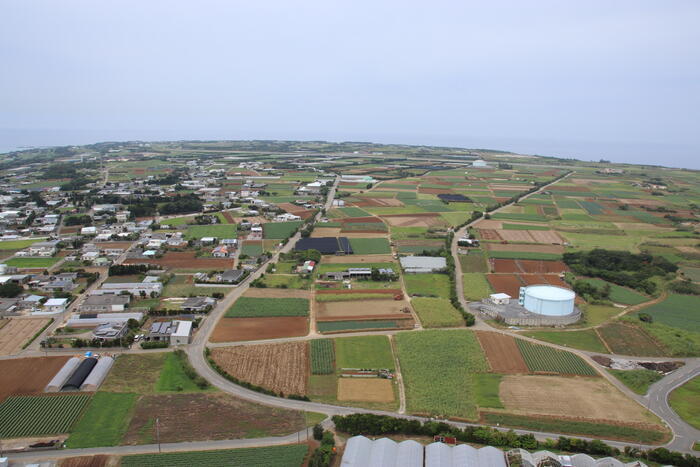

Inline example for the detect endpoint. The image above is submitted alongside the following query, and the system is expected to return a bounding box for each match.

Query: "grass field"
[155,352,209,392]
[120,444,309,467]
[502,223,549,230]
[608,369,663,395]
[515,340,597,376]
[404,273,451,298]
[395,330,488,419]
[0,239,42,250]
[598,322,666,357]
[4,257,60,268]
[241,242,264,256]
[348,237,391,254]
[639,294,700,332]
[0,394,90,438]
[411,297,463,328]
[458,250,488,273]
[524,329,608,353]
[462,273,493,301]
[669,375,700,430]
[184,224,237,239]
[263,221,303,239]
[225,297,309,318]
[310,339,335,374]
[335,335,394,369]
[100,354,167,393]
[578,278,649,305]
[486,251,562,260]
[473,373,504,409]
[65,393,137,448]
[582,305,620,327]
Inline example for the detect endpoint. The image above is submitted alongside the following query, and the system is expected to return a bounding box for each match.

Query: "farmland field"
[348,237,391,254]
[310,339,335,374]
[184,224,237,239]
[638,294,700,332]
[263,221,303,239]
[0,238,42,250]
[0,356,70,402]
[462,273,493,301]
[225,297,309,318]
[317,320,402,333]
[395,330,488,419]
[486,251,562,261]
[120,444,309,467]
[337,378,394,402]
[65,393,137,448]
[240,241,263,256]
[335,335,395,369]
[473,373,504,409]
[597,323,666,357]
[523,330,608,353]
[4,257,60,268]
[515,340,597,376]
[578,278,648,305]
[476,332,528,374]
[411,297,463,327]
[210,342,308,395]
[0,318,51,356]
[458,250,488,273]
[211,316,308,342]
[155,352,209,393]
[100,354,166,394]
[404,273,451,298]
[0,394,91,438]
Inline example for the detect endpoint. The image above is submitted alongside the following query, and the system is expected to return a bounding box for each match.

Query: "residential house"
[217,269,245,283]
[212,245,231,258]
[27,241,58,257]
[181,296,216,312]
[43,298,69,313]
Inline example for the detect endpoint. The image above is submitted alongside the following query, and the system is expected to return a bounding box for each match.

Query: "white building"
[43,298,68,313]
[170,320,193,345]
[92,282,162,297]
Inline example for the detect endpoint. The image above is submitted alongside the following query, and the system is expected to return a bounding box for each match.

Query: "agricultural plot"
[597,323,666,357]
[0,318,51,356]
[184,224,237,239]
[263,221,303,239]
[338,378,394,403]
[315,297,411,321]
[404,273,451,298]
[0,356,70,402]
[65,393,137,448]
[473,373,504,409]
[0,394,91,438]
[310,339,335,374]
[240,241,263,256]
[225,297,309,318]
[515,340,597,376]
[458,250,489,273]
[462,273,493,301]
[211,316,308,342]
[395,330,488,419]
[120,444,309,467]
[317,320,402,333]
[4,257,60,268]
[411,297,463,328]
[100,354,167,394]
[125,251,234,272]
[155,352,208,393]
[638,294,700,332]
[335,335,395,369]
[524,330,608,354]
[348,237,391,254]
[210,342,308,395]
[578,278,648,305]
[608,369,664,395]
[486,273,522,298]
[476,332,528,374]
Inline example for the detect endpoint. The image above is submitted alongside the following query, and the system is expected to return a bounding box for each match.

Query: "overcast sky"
[1,1,699,168]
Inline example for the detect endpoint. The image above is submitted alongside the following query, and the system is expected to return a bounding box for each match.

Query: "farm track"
[7,171,700,462]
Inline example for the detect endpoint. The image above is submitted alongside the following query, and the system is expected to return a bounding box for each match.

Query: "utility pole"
[156,417,161,453]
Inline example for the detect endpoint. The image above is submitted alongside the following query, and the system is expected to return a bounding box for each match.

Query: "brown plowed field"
[479,229,502,241]
[124,251,234,270]
[316,299,412,319]
[474,220,503,229]
[338,216,383,224]
[311,228,343,237]
[211,342,308,395]
[491,259,521,273]
[540,275,571,289]
[519,274,549,285]
[476,332,528,373]
[497,230,535,242]
[352,198,404,207]
[500,375,656,424]
[210,317,308,342]
[123,393,305,445]
[316,289,402,295]
[0,356,70,401]
[550,185,591,192]
[529,230,564,244]
[338,378,394,402]
[486,274,523,297]
[221,211,236,223]
[277,203,306,213]
[243,288,311,299]
[0,318,50,356]
[484,243,564,254]
[59,455,110,467]
[318,315,414,322]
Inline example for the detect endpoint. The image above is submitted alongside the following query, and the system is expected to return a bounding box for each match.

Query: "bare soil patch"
[497,230,536,243]
[337,378,395,402]
[383,214,446,228]
[486,274,523,298]
[210,317,308,342]
[123,393,305,444]
[493,259,568,274]
[476,332,528,374]
[529,230,564,244]
[316,298,412,319]
[221,211,236,223]
[0,318,50,356]
[243,288,311,299]
[500,375,655,424]
[484,243,564,254]
[519,274,549,285]
[479,229,502,241]
[474,220,503,229]
[59,455,111,467]
[321,254,395,264]
[0,356,70,401]
[211,342,308,395]
[340,232,389,238]
[359,198,404,207]
[311,227,343,238]
[124,251,234,270]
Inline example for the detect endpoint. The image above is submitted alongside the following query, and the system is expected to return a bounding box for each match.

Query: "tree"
[0,282,23,298]
[313,424,324,440]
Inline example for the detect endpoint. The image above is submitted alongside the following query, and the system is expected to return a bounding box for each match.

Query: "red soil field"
[316,289,402,295]
[210,317,308,342]
[487,274,524,297]
[221,211,236,223]
[476,332,528,373]
[0,356,70,402]
[338,217,384,224]
[479,229,502,241]
[519,274,549,286]
[124,251,234,270]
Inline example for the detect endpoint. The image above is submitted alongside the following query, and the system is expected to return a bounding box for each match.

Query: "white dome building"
[519,285,576,317]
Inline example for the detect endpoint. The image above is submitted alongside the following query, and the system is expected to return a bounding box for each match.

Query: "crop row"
[225,297,309,318]
[0,394,91,438]
[310,339,335,374]
[516,340,596,376]
[120,444,309,466]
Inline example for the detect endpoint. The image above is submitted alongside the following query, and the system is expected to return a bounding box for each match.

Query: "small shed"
[45,357,81,392]
[80,356,115,391]
[490,293,511,305]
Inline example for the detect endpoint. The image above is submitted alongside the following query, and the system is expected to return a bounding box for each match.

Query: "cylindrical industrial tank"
[522,285,575,316]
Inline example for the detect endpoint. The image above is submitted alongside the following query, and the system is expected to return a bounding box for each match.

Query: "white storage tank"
[520,285,575,316]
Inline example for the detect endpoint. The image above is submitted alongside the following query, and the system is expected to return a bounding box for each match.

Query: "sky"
[1,1,699,168]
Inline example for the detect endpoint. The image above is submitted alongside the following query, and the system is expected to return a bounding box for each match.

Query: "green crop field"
[0,394,91,438]
[597,322,667,357]
[310,339,335,374]
[225,297,309,318]
[524,329,608,353]
[458,250,488,273]
[315,292,394,302]
[241,241,264,256]
[578,278,648,305]
[155,352,209,392]
[184,224,237,239]
[348,237,391,254]
[0,238,42,250]
[336,207,371,217]
[120,444,309,467]
[317,320,399,333]
[4,257,60,268]
[404,273,451,298]
[462,273,493,301]
[65,392,136,448]
[669,375,700,430]
[515,340,597,376]
[411,297,463,328]
[473,373,504,409]
[639,294,700,332]
[608,369,663,395]
[502,223,549,230]
[335,335,395,369]
[263,221,303,239]
[491,213,546,222]
[395,330,488,419]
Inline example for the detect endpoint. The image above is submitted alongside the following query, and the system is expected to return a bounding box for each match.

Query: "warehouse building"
[400,256,447,274]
